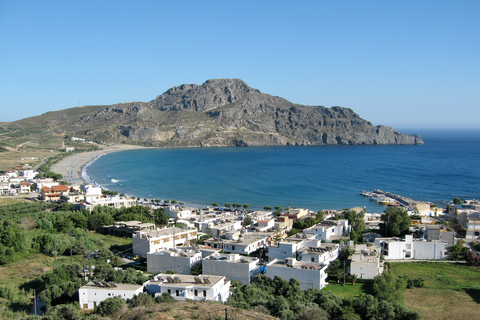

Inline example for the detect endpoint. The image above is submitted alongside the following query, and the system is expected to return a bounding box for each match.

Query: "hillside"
[0,79,423,148]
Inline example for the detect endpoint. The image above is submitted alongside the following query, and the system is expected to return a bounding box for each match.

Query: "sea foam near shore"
[81,154,104,186]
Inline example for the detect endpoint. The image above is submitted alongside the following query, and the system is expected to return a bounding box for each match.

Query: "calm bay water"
[87,129,480,212]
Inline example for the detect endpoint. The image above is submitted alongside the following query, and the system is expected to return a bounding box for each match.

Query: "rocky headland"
[0,79,423,147]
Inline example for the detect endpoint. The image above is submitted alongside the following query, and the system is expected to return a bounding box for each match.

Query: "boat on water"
[377,197,394,205]
[388,202,400,207]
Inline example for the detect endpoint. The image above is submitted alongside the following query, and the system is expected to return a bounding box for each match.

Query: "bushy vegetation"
[0,202,165,265]
[228,274,421,320]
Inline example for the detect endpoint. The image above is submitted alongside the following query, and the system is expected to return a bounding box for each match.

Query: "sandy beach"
[51,144,147,185]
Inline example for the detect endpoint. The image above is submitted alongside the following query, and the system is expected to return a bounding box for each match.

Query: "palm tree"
[349,274,358,285]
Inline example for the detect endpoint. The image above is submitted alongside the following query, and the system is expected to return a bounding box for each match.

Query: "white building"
[375,235,447,260]
[267,237,308,262]
[19,182,30,193]
[79,281,143,310]
[256,219,275,231]
[164,205,193,220]
[0,183,13,195]
[202,253,260,285]
[147,247,202,274]
[303,220,350,242]
[34,178,59,190]
[146,274,231,303]
[349,244,384,279]
[209,220,243,237]
[18,169,36,180]
[266,258,328,290]
[298,242,339,266]
[465,217,480,241]
[79,196,136,211]
[222,231,274,255]
[132,227,198,257]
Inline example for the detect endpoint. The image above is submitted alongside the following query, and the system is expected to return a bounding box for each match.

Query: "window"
[203,290,207,297]
[311,257,315,262]
[176,290,179,296]
[168,289,171,294]
[194,290,198,296]
[232,245,235,250]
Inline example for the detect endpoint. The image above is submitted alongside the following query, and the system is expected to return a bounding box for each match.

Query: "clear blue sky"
[1,1,479,130]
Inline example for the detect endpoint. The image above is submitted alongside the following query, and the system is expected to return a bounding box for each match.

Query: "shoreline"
[50,144,148,185]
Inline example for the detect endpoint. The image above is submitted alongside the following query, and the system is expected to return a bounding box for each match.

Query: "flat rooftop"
[268,260,326,271]
[138,227,195,238]
[80,281,142,291]
[149,274,224,287]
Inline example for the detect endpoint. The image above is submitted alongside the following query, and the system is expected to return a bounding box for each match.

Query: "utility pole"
[343,259,346,286]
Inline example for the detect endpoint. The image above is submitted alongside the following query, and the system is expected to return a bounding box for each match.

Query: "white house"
[145,274,231,303]
[78,281,144,310]
[222,231,274,255]
[298,242,339,266]
[34,178,59,190]
[375,235,447,260]
[266,258,329,290]
[465,216,480,241]
[209,219,243,237]
[349,244,384,279]
[79,196,136,211]
[19,182,30,193]
[202,253,260,285]
[132,227,198,257]
[164,205,193,220]
[303,220,350,242]
[256,219,275,231]
[147,247,202,274]
[0,183,13,195]
[18,169,36,180]
[267,237,308,262]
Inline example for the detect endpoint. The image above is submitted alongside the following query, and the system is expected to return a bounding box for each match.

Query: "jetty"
[372,189,425,208]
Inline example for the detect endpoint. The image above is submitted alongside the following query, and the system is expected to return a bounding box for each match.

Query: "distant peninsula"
[0,79,423,147]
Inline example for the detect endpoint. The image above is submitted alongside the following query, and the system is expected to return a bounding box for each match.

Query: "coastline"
[50,144,148,185]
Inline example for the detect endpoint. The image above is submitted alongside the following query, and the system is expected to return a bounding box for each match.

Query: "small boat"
[377,197,393,205]
[388,202,400,207]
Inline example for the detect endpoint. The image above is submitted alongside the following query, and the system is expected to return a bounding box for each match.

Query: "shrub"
[156,292,174,303]
[95,296,125,317]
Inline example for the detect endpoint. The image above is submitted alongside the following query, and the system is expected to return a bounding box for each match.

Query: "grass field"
[390,262,480,320]
[0,196,33,206]
[0,233,133,290]
[322,281,368,298]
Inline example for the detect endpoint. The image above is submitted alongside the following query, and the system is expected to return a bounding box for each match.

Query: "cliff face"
[4,79,423,147]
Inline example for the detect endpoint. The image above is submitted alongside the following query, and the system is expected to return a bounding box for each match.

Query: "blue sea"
[86,129,480,212]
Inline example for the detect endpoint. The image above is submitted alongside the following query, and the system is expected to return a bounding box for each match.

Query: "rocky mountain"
[1,79,423,147]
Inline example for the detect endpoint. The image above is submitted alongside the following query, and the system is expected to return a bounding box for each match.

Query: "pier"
[373,189,425,208]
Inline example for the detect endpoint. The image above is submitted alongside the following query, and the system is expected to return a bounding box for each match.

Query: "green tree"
[453,197,462,205]
[225,202,231,208]
[155,208,169,225]
[264,206,272,211]
[243,204,250,210]
[212,202,219,207]
[380,207,411,237]
[156,292,175,303]
[95,296,125,317]
[190,262,202,275]
[243,217,253,226]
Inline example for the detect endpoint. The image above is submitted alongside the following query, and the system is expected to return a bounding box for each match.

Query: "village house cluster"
[2,168,474,310]
[68,187,471,310]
